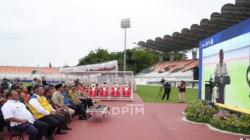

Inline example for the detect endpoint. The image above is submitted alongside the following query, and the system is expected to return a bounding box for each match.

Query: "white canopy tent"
[59,60,134,101]
[59,60,118,74]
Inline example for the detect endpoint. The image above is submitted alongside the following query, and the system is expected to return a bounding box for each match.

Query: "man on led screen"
[214,49,229,104]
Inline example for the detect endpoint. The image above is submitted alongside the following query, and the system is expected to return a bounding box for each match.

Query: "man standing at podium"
[214,49,228,104]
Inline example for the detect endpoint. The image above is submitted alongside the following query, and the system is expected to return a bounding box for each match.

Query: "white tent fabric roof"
[59,60,118,74]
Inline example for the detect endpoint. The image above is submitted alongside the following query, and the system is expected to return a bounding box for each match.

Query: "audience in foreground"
[0,78,93,140]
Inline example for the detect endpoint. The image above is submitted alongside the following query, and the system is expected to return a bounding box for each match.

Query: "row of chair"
[88,85,131,97]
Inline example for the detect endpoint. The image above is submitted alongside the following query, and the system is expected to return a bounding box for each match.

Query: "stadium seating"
[111,84,120,97]
[0,66,60,75]
[0,66,63,81]
[122,85,131,97]
[89,84,98,97]
[135,59,199,85]
[139,60,198,74]
[100,85,109,97]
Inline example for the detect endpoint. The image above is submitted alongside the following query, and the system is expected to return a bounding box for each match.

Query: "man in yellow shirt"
[28,85,65,140]
[68,85,93,109]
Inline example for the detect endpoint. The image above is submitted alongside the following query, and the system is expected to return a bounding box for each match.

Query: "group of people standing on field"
[161,79,186,103]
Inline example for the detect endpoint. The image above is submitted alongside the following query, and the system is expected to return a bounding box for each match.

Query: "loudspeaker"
[193,67,199,80]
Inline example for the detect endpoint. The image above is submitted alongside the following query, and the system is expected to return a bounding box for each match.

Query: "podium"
[205,82,213,101]
[214,76,230,85]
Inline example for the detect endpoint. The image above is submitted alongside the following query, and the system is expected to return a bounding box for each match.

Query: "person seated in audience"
[0,78,9,89]
[44,85,72,129]
[0,88,7,98]
[1,90,49,140]
[58,84,88,120]
[69,85,93,109]
[0,90,6,140]
[27,85,34,96]
[51,84,75,117]
[16,86,30,105]
[62,85,85,117]
[82,84,89,96]
[28,85,66,140]
[0,108,4,140]
[68,85,82,105]
[77,84,84,96]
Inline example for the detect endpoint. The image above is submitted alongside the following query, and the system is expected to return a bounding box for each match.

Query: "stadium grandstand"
[0,66,62,80]
[0,60,120,85]
[137,0,250,51]
[135,0,250,88]
[135,59,198,87]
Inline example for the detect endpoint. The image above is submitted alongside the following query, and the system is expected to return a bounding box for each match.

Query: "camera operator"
[160,78,165,85]
[162,81,171,101]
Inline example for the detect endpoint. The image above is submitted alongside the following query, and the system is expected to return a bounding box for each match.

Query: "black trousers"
[57,110,71,124]
[80,98,93,109]
[0,115,5,132]
[12,120,48,140]
[39,115,59,137]
[0,114,5,140]
[52,114,67,130]
[162,89,171,100]
[216,84,225,104]
[68,104,86,117]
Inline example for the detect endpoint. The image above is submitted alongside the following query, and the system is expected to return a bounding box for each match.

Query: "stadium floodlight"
[121,18,131,72]
[121,18,131,28]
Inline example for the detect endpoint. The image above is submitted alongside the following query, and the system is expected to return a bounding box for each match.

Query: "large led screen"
[199,19,250,111]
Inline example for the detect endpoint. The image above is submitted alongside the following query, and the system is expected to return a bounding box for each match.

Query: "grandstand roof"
[138,0,250,52]
[0,66,60,75]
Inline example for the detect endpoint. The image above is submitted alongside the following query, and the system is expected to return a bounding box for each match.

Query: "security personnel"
[1,90,48,140]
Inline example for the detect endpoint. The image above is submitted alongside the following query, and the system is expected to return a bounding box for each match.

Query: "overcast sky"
[0,0,235,67]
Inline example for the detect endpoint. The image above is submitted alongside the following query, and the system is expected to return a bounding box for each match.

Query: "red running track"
[3,95,249,140]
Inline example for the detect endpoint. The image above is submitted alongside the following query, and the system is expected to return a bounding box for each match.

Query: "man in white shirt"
[1,90,49,140]
[214,49,228,104]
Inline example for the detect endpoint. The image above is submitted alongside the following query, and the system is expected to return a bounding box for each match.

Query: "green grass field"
[136,85,198,103]
[23,82,31,87]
